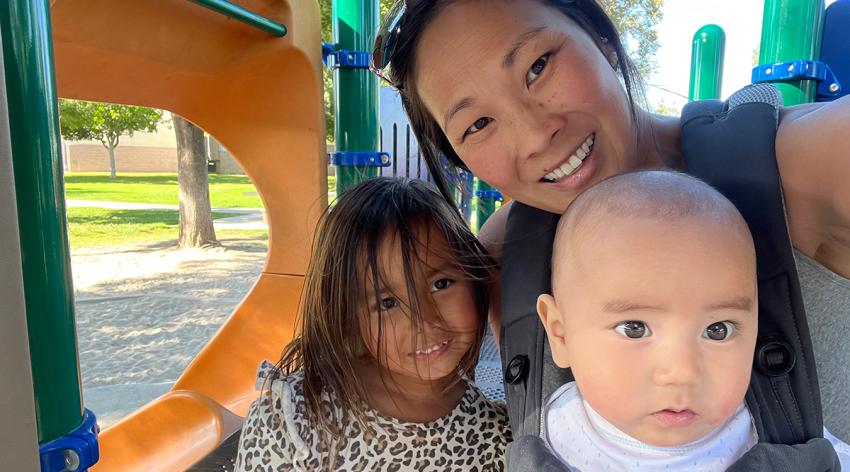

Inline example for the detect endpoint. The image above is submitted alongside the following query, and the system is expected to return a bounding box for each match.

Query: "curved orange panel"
[51,0,325,469]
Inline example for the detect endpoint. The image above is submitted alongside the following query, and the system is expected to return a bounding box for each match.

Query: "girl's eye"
[614,320,651,339]
[464,117,492,137]
[703,321,736,341]
[526,53,550,85]
[379,297,398,311]
[430,278,454,292]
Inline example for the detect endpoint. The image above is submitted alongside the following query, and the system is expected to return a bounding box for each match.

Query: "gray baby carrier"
[501,85,841,471]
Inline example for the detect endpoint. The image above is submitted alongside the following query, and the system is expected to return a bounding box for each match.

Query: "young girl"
[234,177,511,471]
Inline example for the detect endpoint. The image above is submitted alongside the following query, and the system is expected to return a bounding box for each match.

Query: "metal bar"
[188,0,287,36]
[689,24,725,100]
[759,0,825,105]
[333,0,380,193]
[475,179,497,233]
[0,0,84,444]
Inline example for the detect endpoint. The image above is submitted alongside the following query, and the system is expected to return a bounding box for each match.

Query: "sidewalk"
[67,199,268,231]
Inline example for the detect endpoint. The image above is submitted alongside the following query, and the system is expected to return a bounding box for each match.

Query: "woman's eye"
[430,278,454,292]
[379,297,398,311]
[526,53,550,85]
[614,320,651,339]
[464,117,492,137]
[703,321,735,341]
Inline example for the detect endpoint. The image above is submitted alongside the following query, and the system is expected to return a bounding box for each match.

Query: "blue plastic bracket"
[751,60,842,98]
[323,48,371,69]
[39,409,99,472]
[475,189,504,201]
[331,151,391,167]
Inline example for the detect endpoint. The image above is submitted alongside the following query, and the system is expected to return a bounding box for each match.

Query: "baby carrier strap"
[500,203,564,437]
[680,84,823,445]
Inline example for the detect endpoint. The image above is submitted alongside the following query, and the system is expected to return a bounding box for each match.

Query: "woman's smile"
[539,133,599,190]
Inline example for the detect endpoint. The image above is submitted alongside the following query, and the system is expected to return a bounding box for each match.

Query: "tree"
[58,99,162,178]
[172,114,219,249]
[599,0,665,78]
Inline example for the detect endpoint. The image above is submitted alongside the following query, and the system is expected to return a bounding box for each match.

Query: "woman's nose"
[509,100,565,160]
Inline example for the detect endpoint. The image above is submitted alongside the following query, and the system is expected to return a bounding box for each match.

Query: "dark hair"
[277,177,493,437]
[387,0,646,203]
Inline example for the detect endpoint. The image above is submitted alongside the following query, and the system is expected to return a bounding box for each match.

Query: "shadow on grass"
[65,173,253,186]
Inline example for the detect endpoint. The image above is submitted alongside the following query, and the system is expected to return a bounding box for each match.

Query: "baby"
[536,170,849,470]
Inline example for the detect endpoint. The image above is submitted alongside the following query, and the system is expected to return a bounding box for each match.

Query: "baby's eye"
[464,117,492,137]
[379,297,398,311]
[614,320,651,339]
[430,278,454,292]
[525,53,550,85]
[703,321,736,341]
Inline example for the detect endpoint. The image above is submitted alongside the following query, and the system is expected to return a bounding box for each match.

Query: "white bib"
[544,382,757,471]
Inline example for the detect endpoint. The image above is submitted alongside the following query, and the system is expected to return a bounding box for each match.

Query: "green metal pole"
[689,24,726,100]
[475,178,497,233]
[0,0,83,443]
[759,0,825,105]
[188,0,287,36]
[333,0,380,194]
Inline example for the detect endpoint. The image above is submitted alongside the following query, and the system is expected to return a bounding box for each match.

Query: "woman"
[371,0,850,443]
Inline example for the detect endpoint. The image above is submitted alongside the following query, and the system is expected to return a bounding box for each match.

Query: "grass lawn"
[66,172,338,208]
[67,207,266,248]
[64,173,263,208]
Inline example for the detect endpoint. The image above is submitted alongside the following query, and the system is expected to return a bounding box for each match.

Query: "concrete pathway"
[66,199,268,231]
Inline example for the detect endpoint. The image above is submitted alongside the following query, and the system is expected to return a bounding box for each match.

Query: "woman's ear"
[537,294,570,369]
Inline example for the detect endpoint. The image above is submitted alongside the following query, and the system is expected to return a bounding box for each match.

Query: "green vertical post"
[333,0,380,194]
[475,178,497,233]
[689,25,726,100]
[759,0,825,105]
[0,0,83,443]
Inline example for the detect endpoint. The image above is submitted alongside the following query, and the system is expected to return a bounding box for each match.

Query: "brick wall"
[68,144,177,173]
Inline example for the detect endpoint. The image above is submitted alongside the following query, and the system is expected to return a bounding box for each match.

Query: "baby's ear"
[537,294,570,369]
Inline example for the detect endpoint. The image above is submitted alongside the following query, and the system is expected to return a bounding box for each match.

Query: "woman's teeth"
[415,340,448,356]
[542,134,595,182]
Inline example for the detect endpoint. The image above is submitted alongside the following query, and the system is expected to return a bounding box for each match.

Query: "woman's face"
[415,0,644,213]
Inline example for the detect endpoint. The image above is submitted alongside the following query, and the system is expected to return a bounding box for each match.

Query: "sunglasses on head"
[370,0,406,85]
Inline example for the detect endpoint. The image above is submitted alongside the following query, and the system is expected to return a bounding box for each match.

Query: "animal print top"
[235,361,511,471]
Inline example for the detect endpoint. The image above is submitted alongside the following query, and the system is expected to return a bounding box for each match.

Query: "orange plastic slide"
[51,0,326,469]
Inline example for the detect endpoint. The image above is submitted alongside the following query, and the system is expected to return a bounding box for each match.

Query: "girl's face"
[415,0,647,213]
[361,224,480,382]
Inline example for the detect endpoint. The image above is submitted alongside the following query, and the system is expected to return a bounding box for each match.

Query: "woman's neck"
[355,361,467,423]
[636,109,684,170]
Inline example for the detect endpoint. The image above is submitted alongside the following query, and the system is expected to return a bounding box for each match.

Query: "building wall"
[67,144,177,173]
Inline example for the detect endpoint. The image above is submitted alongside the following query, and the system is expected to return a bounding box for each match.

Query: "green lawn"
[67,207,266,248]
[64,173,263,208]
[66,172,338,208]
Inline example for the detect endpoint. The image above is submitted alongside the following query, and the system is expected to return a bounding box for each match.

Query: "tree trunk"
[107,143,117,179]
[173,114,219,248]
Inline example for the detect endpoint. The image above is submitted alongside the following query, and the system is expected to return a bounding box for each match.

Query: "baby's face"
[539,215,757,446]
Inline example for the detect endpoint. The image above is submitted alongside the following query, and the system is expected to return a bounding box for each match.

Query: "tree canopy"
[58,100,163,149]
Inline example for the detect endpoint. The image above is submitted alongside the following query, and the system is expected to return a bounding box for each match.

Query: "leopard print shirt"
[235,362,510,471]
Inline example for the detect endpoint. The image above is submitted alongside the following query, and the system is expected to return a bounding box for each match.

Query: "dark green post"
[689,24,726,100]
[759,0,825,105]
[0,0,83,443]
[333,0,380,194]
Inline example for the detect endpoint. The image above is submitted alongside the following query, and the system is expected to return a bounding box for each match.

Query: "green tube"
[0,0,83,443]
[333,0,380,194]
[758,0,825,105]
[189,0,287,36]
[689,24,725,100]
[475,179,497,233]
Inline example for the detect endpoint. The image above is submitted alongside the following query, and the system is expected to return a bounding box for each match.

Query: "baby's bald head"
[551,170,754,293]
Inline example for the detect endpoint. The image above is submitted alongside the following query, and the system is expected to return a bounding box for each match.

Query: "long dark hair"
[278,177,493,436]
[387,0,646,204]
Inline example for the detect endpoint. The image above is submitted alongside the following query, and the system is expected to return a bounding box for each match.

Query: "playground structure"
[0,0,847,471]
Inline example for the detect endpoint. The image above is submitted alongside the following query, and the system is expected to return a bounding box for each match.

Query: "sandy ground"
[73,237,267,427]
